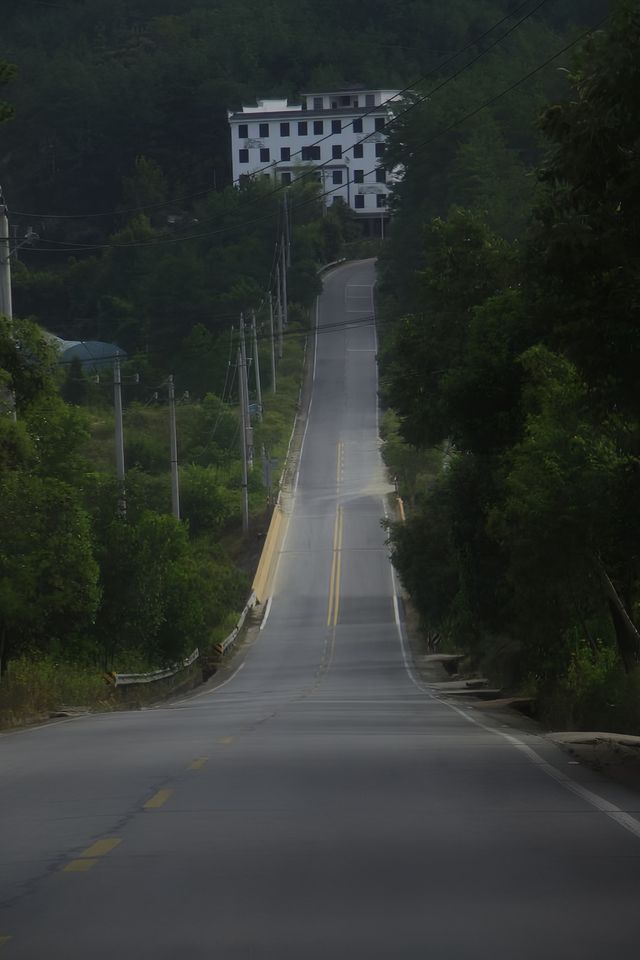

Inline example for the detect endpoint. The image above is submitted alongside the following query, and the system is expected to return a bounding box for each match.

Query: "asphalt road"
[2,260,640,958]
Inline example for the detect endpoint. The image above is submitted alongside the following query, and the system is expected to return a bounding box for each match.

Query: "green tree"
[61,356,89,406]
[0,472,100,675]
[0,61,16,124]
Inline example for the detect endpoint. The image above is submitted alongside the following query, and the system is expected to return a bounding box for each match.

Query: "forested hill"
[1,0,607,226]
[378,0,640,730]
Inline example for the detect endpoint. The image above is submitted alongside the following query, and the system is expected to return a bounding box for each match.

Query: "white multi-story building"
[227,87,400,228]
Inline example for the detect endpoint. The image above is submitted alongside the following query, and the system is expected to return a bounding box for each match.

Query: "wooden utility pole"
[237,348,249,535]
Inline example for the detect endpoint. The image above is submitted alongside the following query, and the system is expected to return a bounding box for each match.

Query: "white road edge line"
[260,595,273,631]
[263,290,321,629]
[313,295,319,383]
[174,662,246,704]
[385,522,640,841]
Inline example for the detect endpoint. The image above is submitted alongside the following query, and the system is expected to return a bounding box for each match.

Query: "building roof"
[300,86,398,97]
[53,338,126,371]
[228,105,389,122]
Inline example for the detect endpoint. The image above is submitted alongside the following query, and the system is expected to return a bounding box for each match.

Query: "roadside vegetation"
[380,0,640,732]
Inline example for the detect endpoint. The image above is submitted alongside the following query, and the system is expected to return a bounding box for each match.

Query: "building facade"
[227,87,400,225]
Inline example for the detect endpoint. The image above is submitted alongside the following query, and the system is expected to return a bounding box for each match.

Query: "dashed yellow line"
[144,788,173,809]
[63,837,121,873]
[216,736,234,745]
[327,505,344,627]
[188,757,209,770]
[64,858,99,873]
[0,936,13,947]
[336,441,343,485]
[79,838,121,858]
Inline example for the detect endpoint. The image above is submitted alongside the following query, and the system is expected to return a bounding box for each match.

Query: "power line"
[54,310,384,368]
[11,0,543,224]
[18,0,550,256]
[20,7,607,261]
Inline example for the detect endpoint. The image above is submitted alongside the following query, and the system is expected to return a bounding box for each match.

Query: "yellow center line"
[144,788,173,809]
[327,505,344,627]
[336,441,342,485]
[188,757,209,770]
[79,838,121,858]
[0,936,12,947]
[63,858,99,873]
[62,837,122,873]
[333,506,344,627]
[216,736,234,745]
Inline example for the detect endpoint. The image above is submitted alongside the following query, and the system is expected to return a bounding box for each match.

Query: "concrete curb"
[548,732,640,749]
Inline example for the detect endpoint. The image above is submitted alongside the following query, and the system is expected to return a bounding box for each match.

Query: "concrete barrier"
[252,504,285,603]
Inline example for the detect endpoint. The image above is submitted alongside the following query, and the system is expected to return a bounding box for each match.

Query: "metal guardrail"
[214,592,257,657]
[110,648,200,687]
[317,258,346,275]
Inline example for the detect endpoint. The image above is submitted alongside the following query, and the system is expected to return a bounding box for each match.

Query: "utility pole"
[237,348,249,535]
[0,192,13,321]
[275,256,284,360]
[268,295,277,394]
[167,375,180,520]
[113,354,126,518]
[239,314,253,468]
[0,194,16,421]
[251,309,262,421]
[280,235,288,329]
[284,192,291,268]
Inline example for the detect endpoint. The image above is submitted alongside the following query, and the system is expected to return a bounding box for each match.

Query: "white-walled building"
[227,87,401,227]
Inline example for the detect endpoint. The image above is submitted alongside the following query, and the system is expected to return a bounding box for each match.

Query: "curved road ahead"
[2,261,640,958]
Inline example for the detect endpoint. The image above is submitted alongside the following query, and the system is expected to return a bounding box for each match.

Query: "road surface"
[2,260,640,958]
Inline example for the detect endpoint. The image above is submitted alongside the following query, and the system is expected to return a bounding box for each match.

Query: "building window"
[353,118,363,133]
[332,170,343,184]
[340,96,351,106]
[282,172,292,185]
[259,122,269,138]
[332,144,342,160]
[353,143,363,159]
[298,121,308,135]
[375,117,386,131]
[313,120,323,135]
[333,196,344,204]
[313,96,323,111]
[239,148,249,164]
[280,122,290,137]
[366,93,375,108]
[260,148,270,162]
[238,123,248,139]
[354,195,365,209]
[354,169,364,184]
[376,168,386,183]
[377,194,387,208]
[375,142,385,158]
[301,145,321,161]
[281,147,291,161]
[331,119,341,134]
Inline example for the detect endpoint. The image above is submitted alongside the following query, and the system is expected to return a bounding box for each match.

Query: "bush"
[180,465,235,535]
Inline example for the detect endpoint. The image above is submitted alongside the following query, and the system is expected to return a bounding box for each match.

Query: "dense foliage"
[381,0,640,728]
